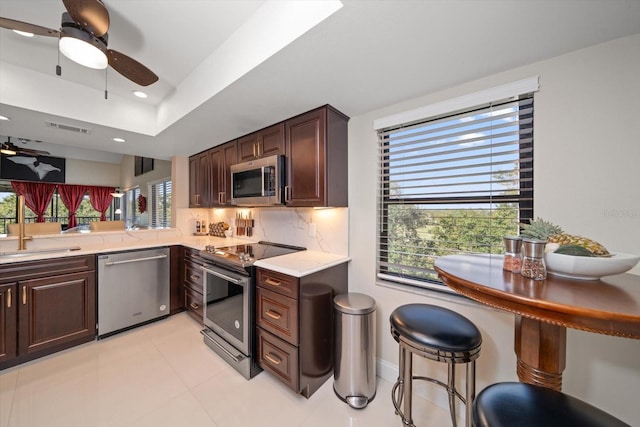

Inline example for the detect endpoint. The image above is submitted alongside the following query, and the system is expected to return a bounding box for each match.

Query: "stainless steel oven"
[199,242,305,380]
[201,265,260,378]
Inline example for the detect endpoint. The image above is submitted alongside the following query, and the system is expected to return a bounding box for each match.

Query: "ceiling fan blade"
[19,147,51,156]
[0,17,59,37]
[107,49,158,86]
[62,0,109,37]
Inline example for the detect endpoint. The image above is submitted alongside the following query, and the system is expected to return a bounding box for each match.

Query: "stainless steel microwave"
[230,154,284,206]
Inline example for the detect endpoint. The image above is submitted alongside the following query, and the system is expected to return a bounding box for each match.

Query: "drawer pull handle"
[22,285,26,305]
[265,353,282,365]
[265,278,282,287]
[190,275,200,281]
[190,303,200,310]
[265,309,282,320]
[6,288,11,308]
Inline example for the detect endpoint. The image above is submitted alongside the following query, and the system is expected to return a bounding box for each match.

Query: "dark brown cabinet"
[189,141,238,208]
[182,247,206,323]
[170,245,184,314]
[210,141,238,206]
[0,284,17,364]
[189,151,211,208]
[284,105,349,207]
[0,255,96,370]
[238,123,285,162]
[256,263,348,398]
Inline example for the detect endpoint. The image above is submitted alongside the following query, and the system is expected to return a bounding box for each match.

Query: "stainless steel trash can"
[333,293,376,409]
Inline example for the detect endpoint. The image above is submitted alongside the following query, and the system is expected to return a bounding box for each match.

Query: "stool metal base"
[391,330,480,427]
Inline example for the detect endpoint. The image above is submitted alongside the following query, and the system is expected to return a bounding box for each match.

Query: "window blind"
[377,96,534,289]
[149,179,171,228]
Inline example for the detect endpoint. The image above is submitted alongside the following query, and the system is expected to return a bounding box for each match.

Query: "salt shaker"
[503,236,523,273]
[521,239,547,280]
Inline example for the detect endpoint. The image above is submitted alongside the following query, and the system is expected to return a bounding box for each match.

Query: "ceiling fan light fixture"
[59,27,108,69]
[0,143,17,156]
[110,188,125,198]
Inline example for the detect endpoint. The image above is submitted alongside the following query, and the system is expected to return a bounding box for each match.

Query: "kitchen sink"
[0,246,82,258]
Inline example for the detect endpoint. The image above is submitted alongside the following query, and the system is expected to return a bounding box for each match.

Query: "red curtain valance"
[88,186,115,221]
[11,181,57,222]
[58,184,88,228]
[11,181,116,223]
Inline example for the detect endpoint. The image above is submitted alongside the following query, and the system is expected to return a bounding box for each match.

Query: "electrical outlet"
[309,222,317,237]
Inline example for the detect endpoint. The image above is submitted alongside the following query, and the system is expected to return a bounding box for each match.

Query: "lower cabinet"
[0,255,96,370]
[256,263,348,398]
[183,247,206,323]
[0,283,17,363]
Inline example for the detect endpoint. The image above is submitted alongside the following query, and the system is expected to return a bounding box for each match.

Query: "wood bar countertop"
[434,254,640,389]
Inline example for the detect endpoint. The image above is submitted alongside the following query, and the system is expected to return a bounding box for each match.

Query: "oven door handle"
[202,267,245,285]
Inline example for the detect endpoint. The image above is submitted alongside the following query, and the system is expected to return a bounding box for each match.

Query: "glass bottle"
[503,236,522,273]
[521,239,547,280]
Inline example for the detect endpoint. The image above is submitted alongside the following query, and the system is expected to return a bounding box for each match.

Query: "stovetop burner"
[200,241,305,269]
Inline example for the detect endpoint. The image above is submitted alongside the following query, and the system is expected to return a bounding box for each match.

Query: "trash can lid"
[334,293,376,315]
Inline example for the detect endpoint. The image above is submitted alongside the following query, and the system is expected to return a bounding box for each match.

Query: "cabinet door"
[259,123,285,158]
[238,124,284,162]
[189,151,212,207]
[285,108,326,207]
[18,271,96,356]
[219,141,238,206]
[0,283,17,363]
[238,132,259,162]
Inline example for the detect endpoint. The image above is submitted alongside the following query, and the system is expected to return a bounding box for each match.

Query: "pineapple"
[519,217,610,256]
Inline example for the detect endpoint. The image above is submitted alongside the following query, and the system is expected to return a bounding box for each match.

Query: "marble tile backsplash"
[178,207,349,256]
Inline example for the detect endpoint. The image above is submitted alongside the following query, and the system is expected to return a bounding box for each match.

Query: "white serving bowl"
[544,252,640,281]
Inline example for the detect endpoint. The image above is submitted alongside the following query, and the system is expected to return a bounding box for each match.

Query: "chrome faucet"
[17,195,32,251]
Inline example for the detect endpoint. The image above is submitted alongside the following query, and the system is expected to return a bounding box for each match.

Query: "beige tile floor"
[0,313,452,427]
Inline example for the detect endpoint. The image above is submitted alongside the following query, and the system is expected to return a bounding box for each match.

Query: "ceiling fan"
[0,137,51,157]
[0,0,158,86]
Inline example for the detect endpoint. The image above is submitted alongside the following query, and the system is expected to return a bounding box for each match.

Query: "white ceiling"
[1,0,639,163]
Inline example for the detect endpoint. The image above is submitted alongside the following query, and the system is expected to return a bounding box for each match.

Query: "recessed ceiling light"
[13,29,34,37]
[0,115,10,121]
[132,90,148,99]
[113,137,126,143]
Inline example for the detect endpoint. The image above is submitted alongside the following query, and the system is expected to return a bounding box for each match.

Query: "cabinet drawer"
[184,286,204,324]
[184,262,204,294]
[257,328,299,392]
[257,268,299,299]
[257,287,298,345]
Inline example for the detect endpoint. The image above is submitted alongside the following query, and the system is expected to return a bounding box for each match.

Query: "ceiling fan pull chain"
[56,36,62,76]
[104,68,108,100]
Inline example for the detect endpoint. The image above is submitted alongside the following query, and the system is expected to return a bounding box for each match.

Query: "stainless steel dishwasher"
[97,247,170,338]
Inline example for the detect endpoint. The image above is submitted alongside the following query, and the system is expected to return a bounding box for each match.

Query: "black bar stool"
[390,304,482,427]
[472,382,631,427]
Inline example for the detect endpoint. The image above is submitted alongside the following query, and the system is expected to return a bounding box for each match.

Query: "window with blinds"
[148,178,171,228]
[377,95,534,290]
[121,187,140,226]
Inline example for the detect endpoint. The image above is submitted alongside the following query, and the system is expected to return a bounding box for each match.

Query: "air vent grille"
[45,121,91,134]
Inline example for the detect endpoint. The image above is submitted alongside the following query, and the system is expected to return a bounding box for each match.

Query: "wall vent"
[45,121,92,134]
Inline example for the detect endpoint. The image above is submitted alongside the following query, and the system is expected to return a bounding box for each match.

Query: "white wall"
[57,158,121,187]
[348,33,640,425]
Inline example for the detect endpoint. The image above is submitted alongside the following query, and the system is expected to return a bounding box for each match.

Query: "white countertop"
[254,250,350,277]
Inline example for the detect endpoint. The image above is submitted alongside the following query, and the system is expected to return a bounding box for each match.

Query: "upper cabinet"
[238,123,285,162]
[211,141,238,207]
[189,140,238,208]
[189,105,349,209]
[189,151,211,208]
[285,106,349,207]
